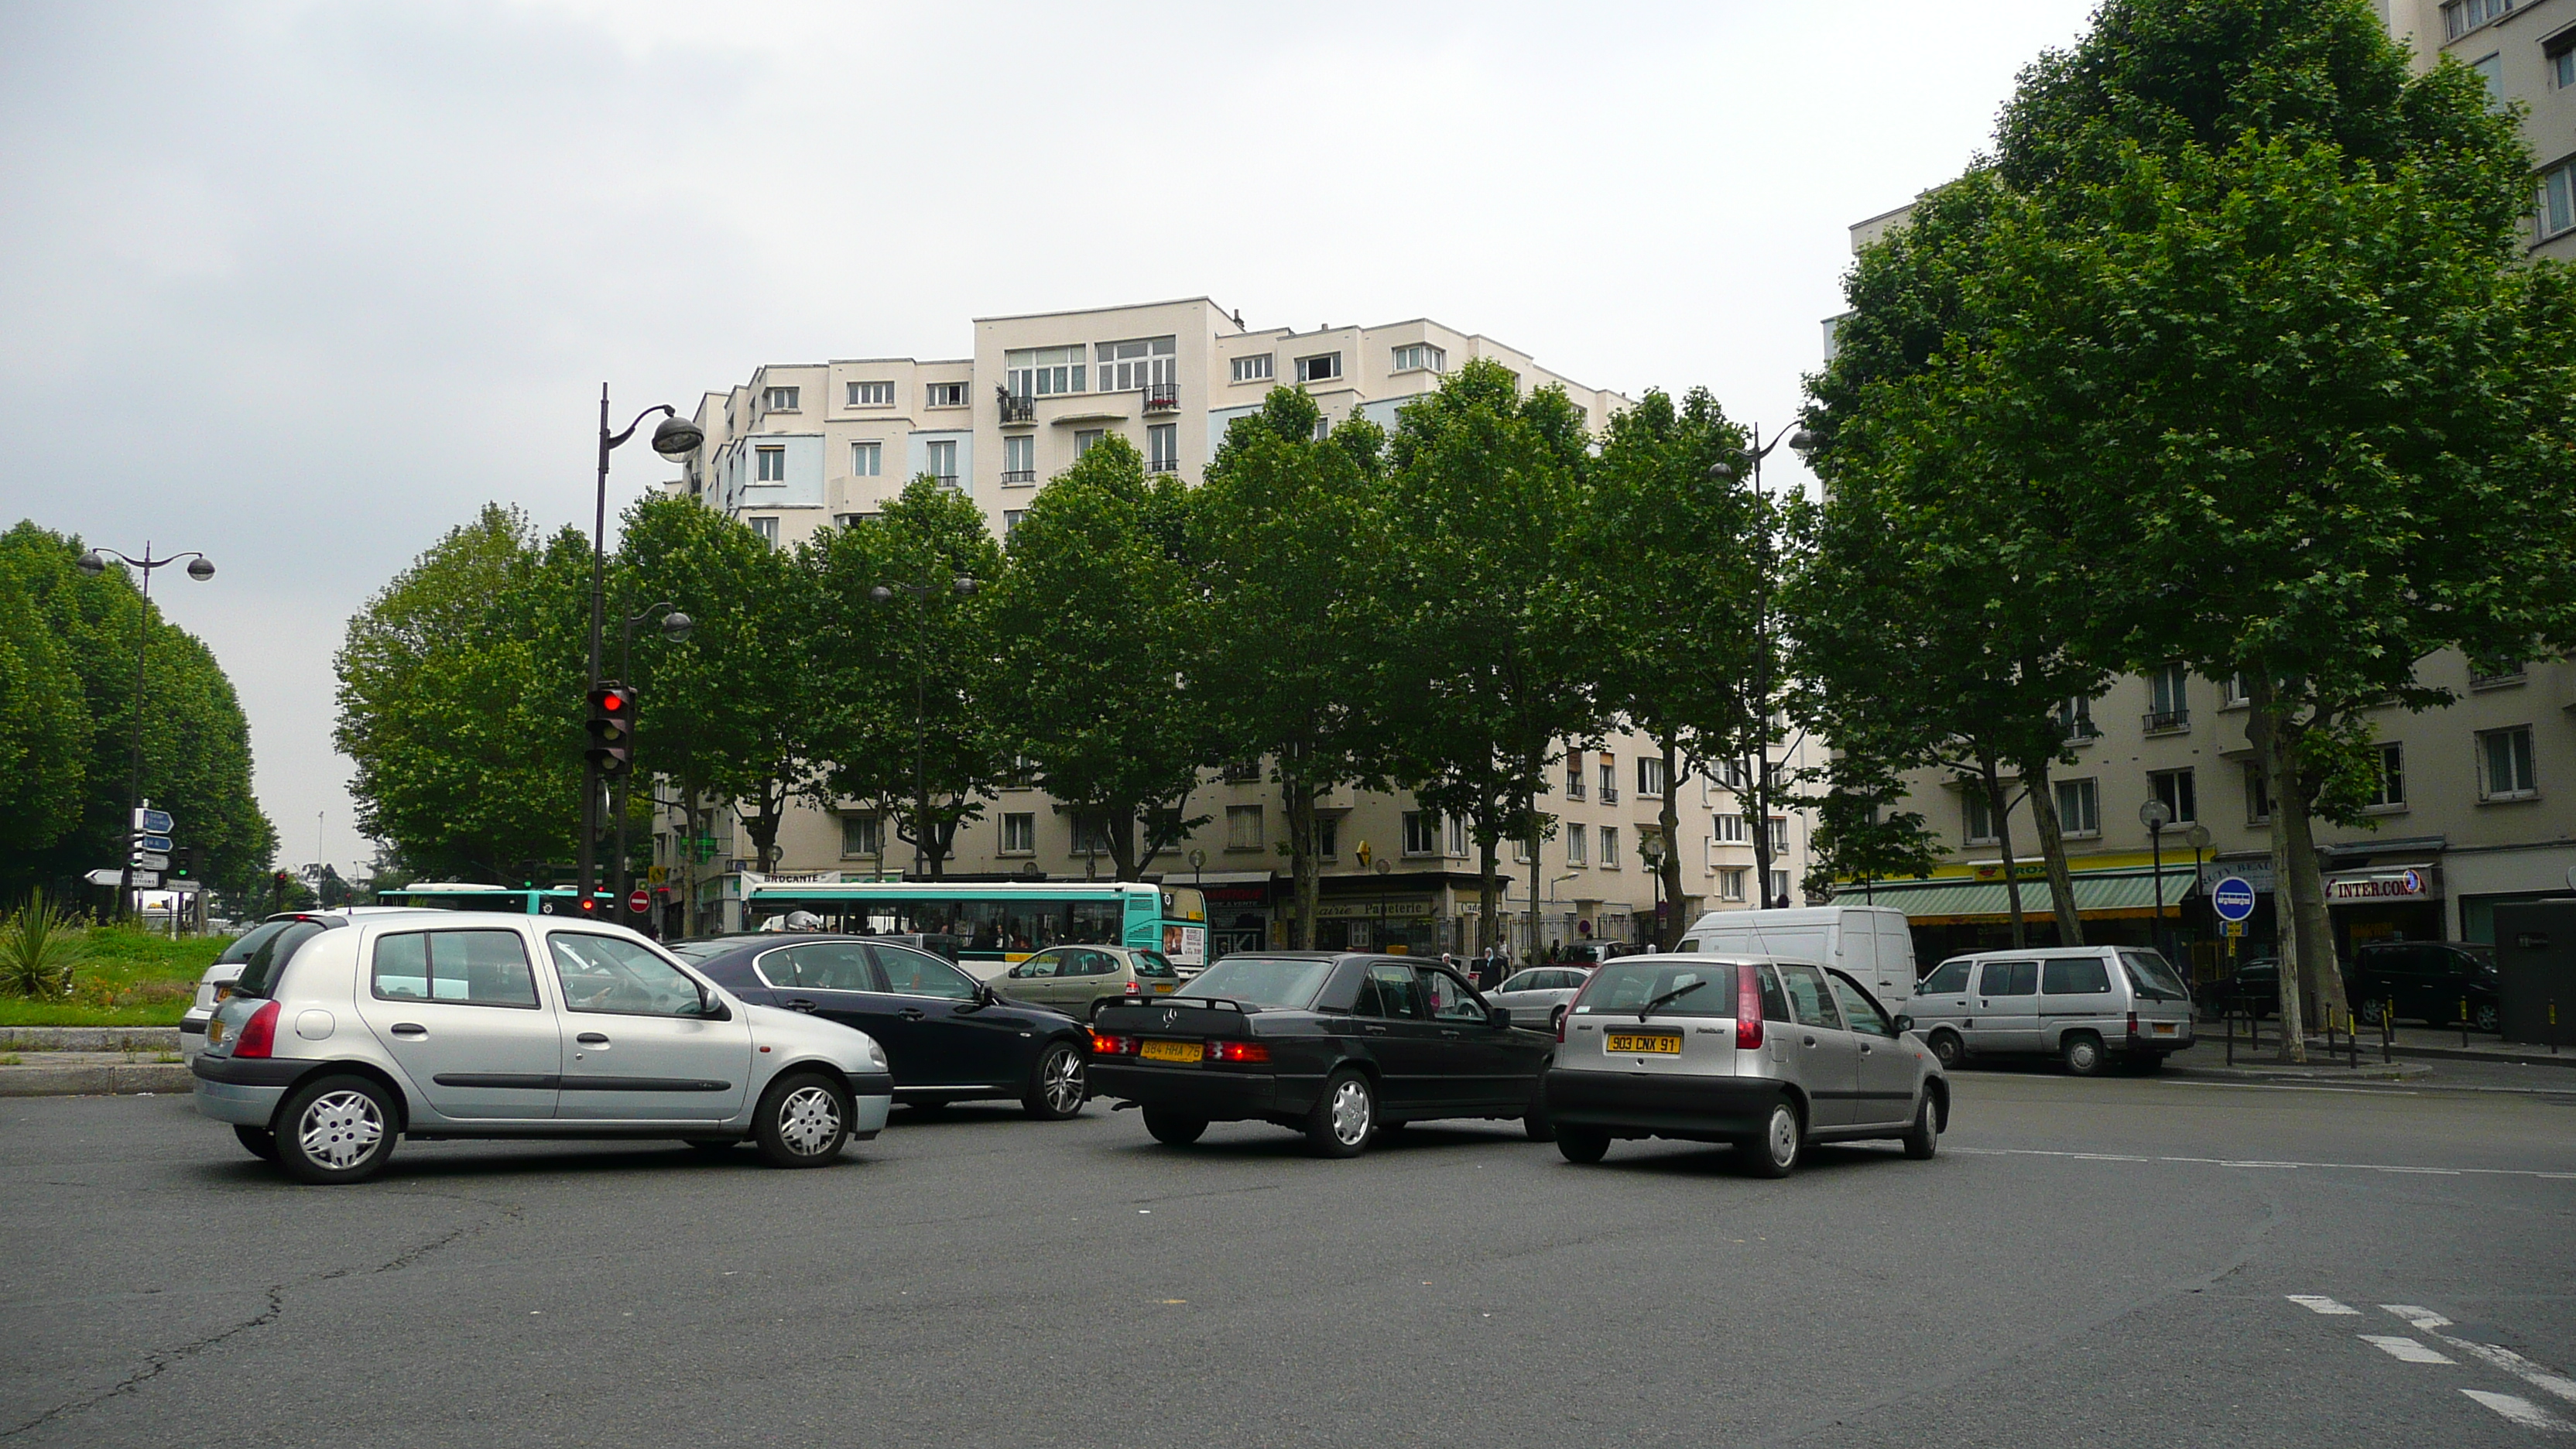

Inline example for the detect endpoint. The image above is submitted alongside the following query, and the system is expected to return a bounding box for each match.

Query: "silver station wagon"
[1545,954,1946,1177]
[191,910,895,1184]
[1906,945,2195,1075]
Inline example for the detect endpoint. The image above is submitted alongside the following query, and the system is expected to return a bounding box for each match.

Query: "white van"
[1674,905,1920,1008]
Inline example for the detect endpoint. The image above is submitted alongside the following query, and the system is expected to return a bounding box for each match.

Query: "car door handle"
[577,1032,609,1045]
[1440,1029,1462,1039]
[390,1023,426,1038]
[1361,1024,1388,1034]
[899,1009,926,1021]
[1858,1043,1874,1055]
[783,997,818,1013]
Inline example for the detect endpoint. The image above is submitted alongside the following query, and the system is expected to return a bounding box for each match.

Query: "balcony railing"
[1147,457,1180,474]
[1000,468,1036,485]
[2062,718,2102,743]
[2143,709,2190,734]
[930,474,961,492]
[1565,781,1586,800]
[997,392,1035,424]
[1142,383,1180,413]
[1600,785,1620,805]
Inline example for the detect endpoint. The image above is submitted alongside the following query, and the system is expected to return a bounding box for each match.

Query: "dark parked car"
[2350,941,2499,1033]
[1088,952,1554,1156]
[673,934,1094,1119]
[2218,957,2280,1018]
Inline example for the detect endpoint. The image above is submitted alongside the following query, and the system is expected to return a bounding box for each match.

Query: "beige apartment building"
[1828,5,2576,975]
[660,297,1825,957]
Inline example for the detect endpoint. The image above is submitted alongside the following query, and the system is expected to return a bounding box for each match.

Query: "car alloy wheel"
[776,1084,843,1156]
[1902,1093,1939,1160]
[1303,1069,1375,1158]
[1023,1043,1087,1121]
[2474,1004,2499,1034]
[1330,1079,1372,1146]
[754,1071,851,1167]
[274,1074,399,1184]
[1740,1097,1800,1179]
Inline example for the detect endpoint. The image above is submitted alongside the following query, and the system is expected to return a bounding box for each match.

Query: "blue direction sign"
[135,834,174,855]
[132,807,173,834]
[2211,875,2258,923]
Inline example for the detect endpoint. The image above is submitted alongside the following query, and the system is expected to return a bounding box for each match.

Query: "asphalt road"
[4,1068,2572,1449]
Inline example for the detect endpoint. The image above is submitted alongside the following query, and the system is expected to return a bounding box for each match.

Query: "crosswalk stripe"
[2376,1305,2576,1405]
[2463,1390,2576,1432]
[2289,1295,2361,1315]
[2361,1335,2455,1364]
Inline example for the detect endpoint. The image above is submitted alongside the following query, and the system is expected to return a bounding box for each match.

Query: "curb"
[2367,1043,2576,1071]
[0,1027,184,1053]
[0,1062,194,1097]
[2171,1062,2434,1085]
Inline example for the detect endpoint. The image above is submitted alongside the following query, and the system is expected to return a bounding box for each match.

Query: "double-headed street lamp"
[614,601,693,931]
[577,387,702,912]
[870,574,978,876]
[2139,798,2173,954]
[77,543,214,921]
[1640,832,1667,950]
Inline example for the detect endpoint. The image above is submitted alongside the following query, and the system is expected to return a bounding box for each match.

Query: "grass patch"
[0,926,233,1027]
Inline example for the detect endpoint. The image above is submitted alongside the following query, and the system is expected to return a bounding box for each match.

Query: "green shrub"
[0,890,85,998]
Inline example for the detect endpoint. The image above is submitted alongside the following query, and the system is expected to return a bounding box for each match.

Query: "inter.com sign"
[2324,868,2430,902]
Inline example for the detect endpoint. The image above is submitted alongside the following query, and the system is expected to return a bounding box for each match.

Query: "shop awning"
[1843,872,2186,924]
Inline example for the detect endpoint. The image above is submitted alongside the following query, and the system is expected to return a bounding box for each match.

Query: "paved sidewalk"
[0,1051,193,1096]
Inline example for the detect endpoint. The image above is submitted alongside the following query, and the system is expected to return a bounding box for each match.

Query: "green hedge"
[0,927,233,1026]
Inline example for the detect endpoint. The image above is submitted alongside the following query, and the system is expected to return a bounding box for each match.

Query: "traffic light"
[585,683,636,777]
[172,846,197,879]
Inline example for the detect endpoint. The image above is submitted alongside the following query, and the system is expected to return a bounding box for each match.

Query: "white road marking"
[2290,1296,2361,1315]
[2386,1305,2453,1329]
[1953,1146,2573,1180]
[2361,1334,2456,1364]
[2376,1305,2576,1405]
[2462,1391,2576,1432]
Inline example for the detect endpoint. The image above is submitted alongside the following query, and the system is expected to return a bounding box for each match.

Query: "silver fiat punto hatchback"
[192,911,894,1184]
[1544,954,1947,1177]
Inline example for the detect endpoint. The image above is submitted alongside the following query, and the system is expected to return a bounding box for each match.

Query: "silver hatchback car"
[192,910,895,1184]
[1545,954,1946,1177]
[1486,966,1591,1031]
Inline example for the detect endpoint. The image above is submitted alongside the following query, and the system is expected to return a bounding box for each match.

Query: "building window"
[1315,817,1338,858]
[2368,742,2406,810]
[1225,804,1264,851]
[2149,768,2197,825]
[1636,755,1669,798]
[1231,354,1274,384]
[2059,694,2098,741]
[1074,430,1105,456]
[1403,811,1442,856]
[1512,833,1532,864]
[1767,817,1789,855]
[1719,868,1748,903]
[1003,510,1026,538]
[1598,755,1618,803]
[749,516,779,546]
[1600,826,1621,869]
[1095,336,1177,393]
[1001,812,1035,854]
[848,381,893,407]
[1769,870,1790,906]
[1070,812,1112,857]
[1565,824,1588,867]
[755,446,786,482]
[851,441,883,478]
[1963,790,1998,847]
[1148,423,1179,474]
[2145,663,2189,732]
[2443,0,2515,39]
[2243,761,2273,824]
[763,386,800,413]
[923,440,957,485]
[1717,759,1749,791]
[925,382,968,408]
[840,814,882,858]
[1391,344,1447,373]
[2553,36,2574,90]
[1714,813,1748,844]
[2541,158,2575,241]
[1002,434,1035,485]
[1564,758,1584,799]
[1295,352,1342,384]
[1004,346,1085,397]
[2478,726,2538,800]
[2055,777,2100,837]
[2221,673,2250,707]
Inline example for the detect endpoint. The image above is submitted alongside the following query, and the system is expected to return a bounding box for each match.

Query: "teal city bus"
[375,882,619,916]
[739,879,1208,973]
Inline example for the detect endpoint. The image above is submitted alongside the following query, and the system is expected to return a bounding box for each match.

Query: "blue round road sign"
[2211,876,2257,923]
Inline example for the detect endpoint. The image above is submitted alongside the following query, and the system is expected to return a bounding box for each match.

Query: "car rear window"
[1133,951,1177,979]
[1180,956,1332,1009]
[2042,958,2112,995]
[1576,962,1735,1018]
[215,920,290,966]
[2119,950,2189,1002]
[231,920,329,999]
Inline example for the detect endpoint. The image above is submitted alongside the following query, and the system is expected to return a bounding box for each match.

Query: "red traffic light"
[602,694,623,711]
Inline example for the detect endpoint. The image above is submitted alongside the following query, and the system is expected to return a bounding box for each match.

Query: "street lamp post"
[578,388,703,913]
[1640,833,1667,951]
[614,601,694,934]
[1708,424,1817,913]
[2184,821,2213,979]
[2139,798,2174,954]
[77,543,214,922]
[869,574,978,877]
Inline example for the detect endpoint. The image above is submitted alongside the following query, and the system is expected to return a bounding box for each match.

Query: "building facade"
[660,297,1824,955]
[2377,0,2576,264]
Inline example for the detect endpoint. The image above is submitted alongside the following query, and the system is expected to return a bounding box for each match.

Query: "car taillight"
[1090,1032,1137,1056]
[235,1000,282,1059]
[1206,1040,1270,1064]
[1735,964,1766,1050]
[2125,1011,2139,1042]
[1125,980,1141,994]
[1556,1010,1568,1043]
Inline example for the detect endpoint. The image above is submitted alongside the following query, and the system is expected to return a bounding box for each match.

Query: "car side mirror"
[1488,1005,1514,1030]
[1892,1014,1914,1033]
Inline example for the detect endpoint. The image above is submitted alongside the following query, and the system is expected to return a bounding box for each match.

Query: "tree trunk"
[1657,738,1684,949]
[1283,772,1317,951]
[1978,756,2027,947]
[1105,810,1139,884]
[1749,750,1774,911]
[2284,713,2353,1029]
[2022,757,2085,947]
[1477,834,1500,954]
[2247,676,2307,1063]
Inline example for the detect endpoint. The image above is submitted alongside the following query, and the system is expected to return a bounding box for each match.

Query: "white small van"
[1675,905,1920,1009]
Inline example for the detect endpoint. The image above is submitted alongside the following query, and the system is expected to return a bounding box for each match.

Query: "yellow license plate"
[1139,1039,1204,1064]
[1153,983,1175,993]
[2153,1022,2177,1035]
[1605,1033,1682,1055]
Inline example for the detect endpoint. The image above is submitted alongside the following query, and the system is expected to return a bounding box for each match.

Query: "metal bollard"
[2461,996,2470,1048]
[2382,999,2395,1064]
[2552,1000,2560,1056]
[2226,1007,2235,1067]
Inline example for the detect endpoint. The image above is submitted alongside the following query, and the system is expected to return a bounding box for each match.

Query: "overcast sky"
[0,0,2100,878]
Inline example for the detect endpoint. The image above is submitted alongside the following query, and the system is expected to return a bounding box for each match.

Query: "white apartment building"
[2378,0,2576,262]
[661,297,1824,956]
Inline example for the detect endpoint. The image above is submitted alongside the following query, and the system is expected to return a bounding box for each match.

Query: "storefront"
[1855,863,2208,977]
[1189,872,1276,958]
[2322,862,2443,959]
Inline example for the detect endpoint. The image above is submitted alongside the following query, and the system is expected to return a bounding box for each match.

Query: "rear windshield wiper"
[1638,979,1708,1021]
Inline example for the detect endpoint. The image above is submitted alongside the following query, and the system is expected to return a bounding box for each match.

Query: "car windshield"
[215,920,290,965]
[231,921,327,999]
[1179,956,1333,1009]
[1577,962,1735,1018]
[2119,950,2190,1001]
